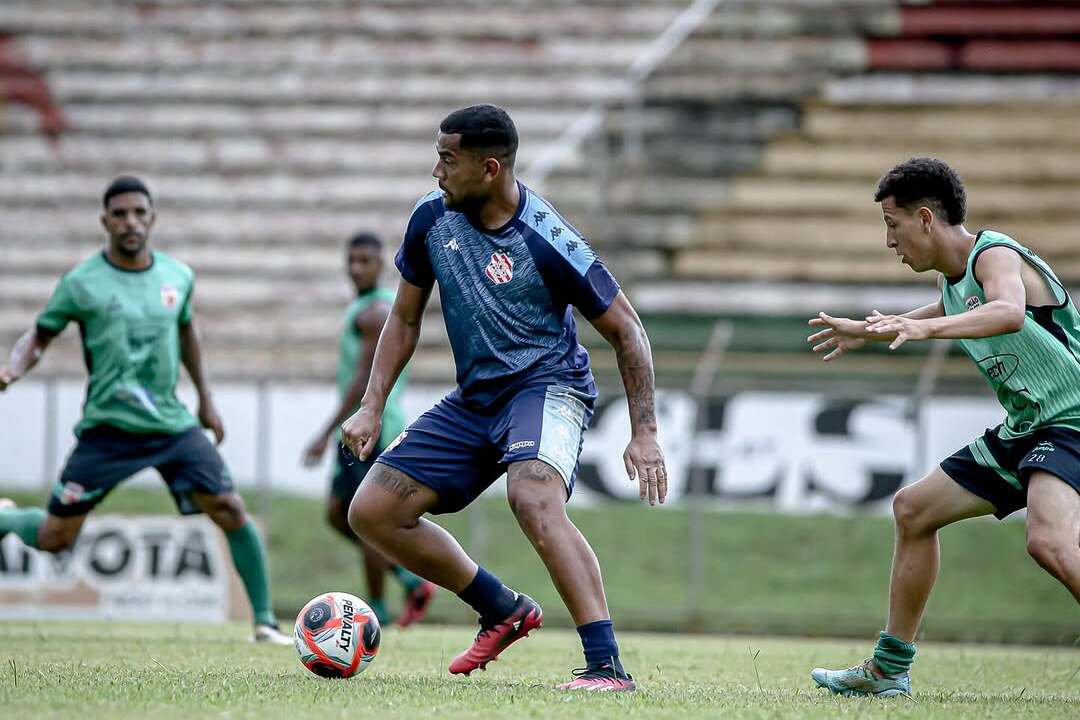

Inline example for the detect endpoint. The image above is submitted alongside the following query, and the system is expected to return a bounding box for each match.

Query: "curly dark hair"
[874,157,966,225]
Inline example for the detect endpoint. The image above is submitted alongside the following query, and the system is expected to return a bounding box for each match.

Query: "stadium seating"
[0,0,1076,391]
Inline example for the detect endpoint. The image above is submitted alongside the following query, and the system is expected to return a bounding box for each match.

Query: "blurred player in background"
[0,176,292,645]
[806,157,1080,697]
[301,231,436,627]
[341,104,667,691]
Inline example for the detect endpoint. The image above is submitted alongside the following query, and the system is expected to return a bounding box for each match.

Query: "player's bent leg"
[506,459,607,624]
[1025,471,1080,603]
[348,463,475,591]
[192,491,288,644]
[887,467,996,642]
[507,459,634,692]
[812,466,995,697]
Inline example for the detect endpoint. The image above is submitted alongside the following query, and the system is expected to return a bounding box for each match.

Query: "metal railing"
[523,0,724,195]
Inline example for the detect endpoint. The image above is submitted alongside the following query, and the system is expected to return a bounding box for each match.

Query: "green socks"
[874,631,916,675]
[225,520,276,627]
[0,506,45,549]
[391,564,424,592]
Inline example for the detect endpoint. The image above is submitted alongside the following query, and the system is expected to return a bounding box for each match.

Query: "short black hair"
[103,175,152,209]
[440,104,519,167]
[348,231,382,250]
[874,157,966,225]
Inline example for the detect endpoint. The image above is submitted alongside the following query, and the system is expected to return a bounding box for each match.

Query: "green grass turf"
[0,622,1076,719]
[3,488,1076,643]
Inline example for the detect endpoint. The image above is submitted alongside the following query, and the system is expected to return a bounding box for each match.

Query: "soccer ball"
[294,592,381,678]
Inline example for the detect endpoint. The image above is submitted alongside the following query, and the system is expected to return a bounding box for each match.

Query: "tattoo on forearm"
[615,325,657,430]
[370,465,422,499]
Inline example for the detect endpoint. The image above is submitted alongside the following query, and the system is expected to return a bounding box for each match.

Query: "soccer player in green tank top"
[804,157,1080,697]
[301,232,435,627]
[0,176,291,645]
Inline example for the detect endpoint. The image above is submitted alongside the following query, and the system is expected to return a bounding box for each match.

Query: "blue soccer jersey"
[395,182,620,409]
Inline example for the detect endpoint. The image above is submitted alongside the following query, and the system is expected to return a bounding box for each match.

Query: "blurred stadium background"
[0,0,1077,642]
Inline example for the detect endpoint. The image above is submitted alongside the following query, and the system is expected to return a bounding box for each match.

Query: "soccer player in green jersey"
[301,232,435,627]
[805,157,1080,697]
[0,176,291,644]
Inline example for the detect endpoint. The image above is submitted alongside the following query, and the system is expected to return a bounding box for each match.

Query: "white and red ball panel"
[294,592,381,678]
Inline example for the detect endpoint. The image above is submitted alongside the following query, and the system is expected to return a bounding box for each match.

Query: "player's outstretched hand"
[0,366,16,392]
[624,430,667,506]
[342,405,381,461]
[807,312,868,361]
[199,400,226,445]
[302,432,331,468]
[865,311,930,350]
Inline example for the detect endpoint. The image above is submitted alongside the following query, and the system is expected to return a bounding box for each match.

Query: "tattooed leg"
[348,464,478,592]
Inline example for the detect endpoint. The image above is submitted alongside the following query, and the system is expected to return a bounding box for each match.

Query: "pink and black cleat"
[448,593,543,675]
[556,664,637,692]
[398,580,437,629]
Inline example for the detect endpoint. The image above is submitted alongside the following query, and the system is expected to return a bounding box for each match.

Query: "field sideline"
[0,622,1076,719]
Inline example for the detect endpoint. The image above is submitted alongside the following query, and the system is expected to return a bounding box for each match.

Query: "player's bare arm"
[0,327,55,391]
[589,291,667,506]
[809,274,946,361]
[179,317,225,444]
[303,302,390,467]
[342,278,431,460]
[867,247,1026,350]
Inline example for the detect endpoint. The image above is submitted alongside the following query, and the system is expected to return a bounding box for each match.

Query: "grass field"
[4,488,1076,644]
[0,622,1077,719]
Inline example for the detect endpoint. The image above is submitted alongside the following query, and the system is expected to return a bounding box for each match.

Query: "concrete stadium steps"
[760,142,1080,183]
[692,217,1080,260]
[0,205,693,251]
[0,173,732,217]
[801,103,1080,145]
[679,99,1080,284]
[723,179,1080,218]
[824,73,1080,105]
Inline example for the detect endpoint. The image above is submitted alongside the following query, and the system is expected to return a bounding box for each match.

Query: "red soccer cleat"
[448,593,542,675]
[556,664,637,692]
[398,580,436,629]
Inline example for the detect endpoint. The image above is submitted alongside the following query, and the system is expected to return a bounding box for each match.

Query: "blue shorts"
[376,383,594,514]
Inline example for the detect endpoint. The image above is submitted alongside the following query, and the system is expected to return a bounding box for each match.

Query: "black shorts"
[330,442,382,507]
[48,425,234,517]
[940,424,1080,519]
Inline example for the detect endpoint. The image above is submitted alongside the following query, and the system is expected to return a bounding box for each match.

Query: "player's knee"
[892,486,929,535]
[205,493,247,531]
[1026,528,1068,573]
[347,495,382,541]
[508,488,555,539]
[37,526,78,553]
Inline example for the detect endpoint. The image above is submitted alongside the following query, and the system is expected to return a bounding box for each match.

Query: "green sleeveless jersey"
[336,288,407,449]
[36,251,199,436]
[941,230,1080,439]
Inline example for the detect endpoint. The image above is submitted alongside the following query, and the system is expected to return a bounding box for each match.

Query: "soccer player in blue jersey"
[341,105,667,691]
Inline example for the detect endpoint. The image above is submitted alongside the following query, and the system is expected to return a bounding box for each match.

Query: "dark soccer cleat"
[556,664,637,692]
[398,580,437,629]
[448,593,542,675]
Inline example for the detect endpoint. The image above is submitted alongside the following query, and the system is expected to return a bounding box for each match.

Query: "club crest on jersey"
[161,284,180,310]
[485,252,514,285]
[965,295,981,311]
